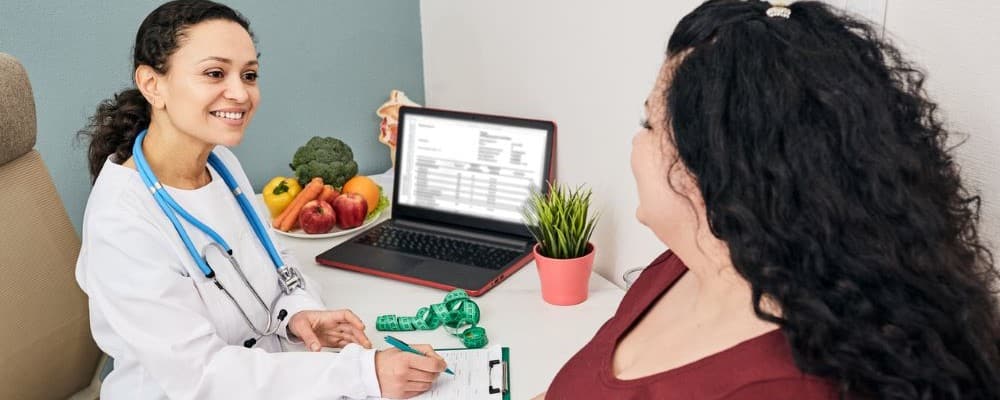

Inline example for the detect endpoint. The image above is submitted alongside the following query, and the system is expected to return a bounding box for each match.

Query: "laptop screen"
[395,109,552,226]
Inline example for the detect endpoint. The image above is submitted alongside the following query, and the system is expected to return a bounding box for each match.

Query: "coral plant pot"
[533,243,595,306]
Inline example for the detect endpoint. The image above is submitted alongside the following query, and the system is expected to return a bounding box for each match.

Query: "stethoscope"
[132,129,304,348]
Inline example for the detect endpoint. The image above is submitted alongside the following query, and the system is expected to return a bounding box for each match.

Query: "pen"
[384,335,455,375]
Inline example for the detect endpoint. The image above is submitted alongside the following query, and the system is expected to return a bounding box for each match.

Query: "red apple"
[298,199,336,234]
[332,193,368,229]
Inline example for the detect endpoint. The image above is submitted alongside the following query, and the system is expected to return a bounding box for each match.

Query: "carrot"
[318,184,340,205]
[273,177,324,231]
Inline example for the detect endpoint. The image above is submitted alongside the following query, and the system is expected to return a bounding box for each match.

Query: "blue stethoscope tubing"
[131,128,301,339]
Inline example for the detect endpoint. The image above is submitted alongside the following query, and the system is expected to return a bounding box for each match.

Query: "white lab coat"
[76,146,381,399]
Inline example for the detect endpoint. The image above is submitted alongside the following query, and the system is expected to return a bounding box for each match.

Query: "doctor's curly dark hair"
[663,1,1000,399]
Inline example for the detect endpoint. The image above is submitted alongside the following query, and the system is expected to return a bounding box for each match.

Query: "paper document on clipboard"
[371,345,510,400]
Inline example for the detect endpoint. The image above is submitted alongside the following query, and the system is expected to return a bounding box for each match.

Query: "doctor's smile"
[209,108,250,129]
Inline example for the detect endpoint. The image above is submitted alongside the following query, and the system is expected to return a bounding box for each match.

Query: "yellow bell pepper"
[262,176,302,217]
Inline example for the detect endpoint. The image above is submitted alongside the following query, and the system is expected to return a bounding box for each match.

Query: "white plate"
[272,208,383,239]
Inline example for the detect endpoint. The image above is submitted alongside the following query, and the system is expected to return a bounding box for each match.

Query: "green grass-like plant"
[522,182,599,259]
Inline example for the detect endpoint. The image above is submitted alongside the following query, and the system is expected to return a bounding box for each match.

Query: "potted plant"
[523,182,599,305]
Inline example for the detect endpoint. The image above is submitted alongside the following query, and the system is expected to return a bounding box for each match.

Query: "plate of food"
[262,174,390,239]
[273,204,385,239]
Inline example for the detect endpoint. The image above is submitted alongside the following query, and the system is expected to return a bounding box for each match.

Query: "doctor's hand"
[375,345,447,399]
[287,309,372,351]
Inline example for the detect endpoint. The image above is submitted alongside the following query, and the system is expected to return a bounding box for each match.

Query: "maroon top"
[545,250,838,399]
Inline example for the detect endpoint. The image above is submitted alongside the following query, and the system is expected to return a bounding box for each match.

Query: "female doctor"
[76,1,445,399]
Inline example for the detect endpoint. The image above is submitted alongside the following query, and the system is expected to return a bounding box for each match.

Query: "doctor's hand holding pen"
[375,344,448,398]
[288,309,446,398]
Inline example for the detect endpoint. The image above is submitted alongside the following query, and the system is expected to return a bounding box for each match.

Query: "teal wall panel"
[0,0,424,231]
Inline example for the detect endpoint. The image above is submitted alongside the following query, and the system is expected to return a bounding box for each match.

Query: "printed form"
[370,345,506,400]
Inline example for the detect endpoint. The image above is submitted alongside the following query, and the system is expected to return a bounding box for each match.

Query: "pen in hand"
[384,335,455,375]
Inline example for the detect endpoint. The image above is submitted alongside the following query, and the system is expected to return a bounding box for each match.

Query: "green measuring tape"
[375,289,489,348]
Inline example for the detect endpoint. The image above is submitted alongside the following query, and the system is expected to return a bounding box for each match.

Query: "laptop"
[316,106,555,296]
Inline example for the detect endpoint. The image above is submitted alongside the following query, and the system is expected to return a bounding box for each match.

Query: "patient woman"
[537,1,1000,399]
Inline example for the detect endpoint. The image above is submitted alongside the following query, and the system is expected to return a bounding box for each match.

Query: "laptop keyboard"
[354,224,523,270]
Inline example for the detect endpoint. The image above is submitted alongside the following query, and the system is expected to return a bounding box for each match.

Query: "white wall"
[421,0,701,286]
[420,0,999,286]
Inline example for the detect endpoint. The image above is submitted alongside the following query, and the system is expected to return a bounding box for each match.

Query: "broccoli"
[289,136,359,188]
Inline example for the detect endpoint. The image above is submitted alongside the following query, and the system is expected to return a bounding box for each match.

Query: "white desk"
[274,214,625,398]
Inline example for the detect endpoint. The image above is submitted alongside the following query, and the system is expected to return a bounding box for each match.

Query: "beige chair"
[0,53,104,399]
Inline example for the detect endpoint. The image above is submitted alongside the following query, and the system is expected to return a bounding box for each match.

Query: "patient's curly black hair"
[663,1,1000,398]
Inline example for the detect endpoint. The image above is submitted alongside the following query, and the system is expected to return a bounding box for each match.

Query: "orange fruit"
[342,175,380,212]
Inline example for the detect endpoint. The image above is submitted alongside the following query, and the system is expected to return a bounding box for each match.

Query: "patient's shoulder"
[615,249,686,310]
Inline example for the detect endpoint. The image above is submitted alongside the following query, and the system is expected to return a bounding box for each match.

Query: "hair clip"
[765,1,792,19]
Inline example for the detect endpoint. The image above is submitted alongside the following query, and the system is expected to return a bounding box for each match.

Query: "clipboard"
[377,345,509,400]
[488,347,511,400]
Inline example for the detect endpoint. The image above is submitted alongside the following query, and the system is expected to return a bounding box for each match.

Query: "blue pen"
[384,335,455,375]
